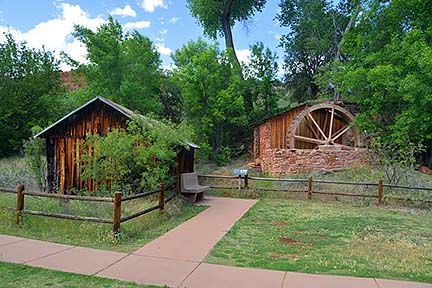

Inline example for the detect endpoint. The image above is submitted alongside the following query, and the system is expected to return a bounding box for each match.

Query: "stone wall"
[260,148,367,176]
[254,123,367,175]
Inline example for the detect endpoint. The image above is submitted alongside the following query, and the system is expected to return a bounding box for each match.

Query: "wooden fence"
[198,174,432,205]
[0,183,176,234]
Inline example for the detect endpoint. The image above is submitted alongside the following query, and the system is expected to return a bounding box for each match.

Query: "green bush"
[80,116,191,195]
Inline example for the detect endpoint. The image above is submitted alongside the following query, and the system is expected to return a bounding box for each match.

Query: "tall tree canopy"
[187,0,266,68]
[171,39,247,163]
[277,0,350,102]
[244,42,280,119]
[0,33,61,157]
[72,16,162,115]
[331,0,432,152]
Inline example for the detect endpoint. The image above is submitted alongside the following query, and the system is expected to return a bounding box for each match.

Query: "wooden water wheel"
[287,103,361,150]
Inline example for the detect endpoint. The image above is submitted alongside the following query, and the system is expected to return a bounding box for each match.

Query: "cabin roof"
[35,96,199,149]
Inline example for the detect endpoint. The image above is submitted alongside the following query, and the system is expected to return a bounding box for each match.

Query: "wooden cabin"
[36,96,198,193]
[253,101,365,175]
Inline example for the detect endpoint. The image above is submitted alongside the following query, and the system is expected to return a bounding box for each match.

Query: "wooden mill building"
[36,96,198,193]
[253,101,366,175]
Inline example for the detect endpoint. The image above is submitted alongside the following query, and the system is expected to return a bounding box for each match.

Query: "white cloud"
[168,17,180,24]
[159,28,167,35]
[155,43,172,55]
[140,0,167,13]
[110,5,136,18]
[124,20,151,30]
[269,30,281,41]
[162,64,174,71]
[0,3,105,70]
[155,37,165,42]
[236,49,251,65]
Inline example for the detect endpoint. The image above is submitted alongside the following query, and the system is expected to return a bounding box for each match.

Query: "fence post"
[378,178,383,206]
[113,192,122,235]
[307,176,312,200]
[16,184,25,225]
[159,183,165,213]
[244,175,249,190]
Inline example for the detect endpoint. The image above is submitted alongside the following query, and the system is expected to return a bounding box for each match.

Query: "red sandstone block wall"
[255,123,367,175]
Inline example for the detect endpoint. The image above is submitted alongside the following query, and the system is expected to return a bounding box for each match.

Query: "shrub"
[80,116,191,195]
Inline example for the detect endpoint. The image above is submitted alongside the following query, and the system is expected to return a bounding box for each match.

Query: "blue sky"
[0,1,286,71]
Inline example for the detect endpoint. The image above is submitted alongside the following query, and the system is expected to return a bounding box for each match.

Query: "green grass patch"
[0,261,159,287]
[0,193,206,252]
[205,199,432,283]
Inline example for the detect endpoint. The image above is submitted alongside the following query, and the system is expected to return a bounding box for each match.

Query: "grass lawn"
[0,262,160,287]
[0,194,206,252]
[205,198,432,283]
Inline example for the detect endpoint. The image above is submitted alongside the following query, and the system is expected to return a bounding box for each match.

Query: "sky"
[0,0,286,71]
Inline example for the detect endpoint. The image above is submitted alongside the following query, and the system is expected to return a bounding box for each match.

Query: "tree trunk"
[333,4,361,102]
[222,0,241,69]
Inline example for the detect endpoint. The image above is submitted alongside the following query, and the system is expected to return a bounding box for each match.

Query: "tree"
[277,0,350,102]
[187,0,266,68]
[0,33,62,157]
[72,17,163,115]
[330,0,432,156]
[171,39,247,162]
[244,42,280,119]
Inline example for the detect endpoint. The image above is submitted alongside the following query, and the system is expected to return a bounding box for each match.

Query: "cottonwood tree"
[187,0,266,112]
[277,0,351,102]
[171,39,247,163]
[187,0,266,68]
[330,0,432,157]
[0,33,62,157]
[244,42,280,120]
[72,16,163,115]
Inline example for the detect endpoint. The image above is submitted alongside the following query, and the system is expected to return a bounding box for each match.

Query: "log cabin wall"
[269,105,305,149]
[45,101,128,193]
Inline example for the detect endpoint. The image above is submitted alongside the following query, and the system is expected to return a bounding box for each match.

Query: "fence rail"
[198,174,432,205]
[0,183,173,234]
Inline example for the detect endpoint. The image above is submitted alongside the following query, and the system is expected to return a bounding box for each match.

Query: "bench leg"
[196,192,204,201]
[183,193,198,203]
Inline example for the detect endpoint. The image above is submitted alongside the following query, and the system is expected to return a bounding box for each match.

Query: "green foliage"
[277,0,350,101]
[0,33,62,157]
[187,0,266,68]
[171,39,247,161]
[369,139,424,184]
[244,42,280,120]
[329,0,432,153]
[187,0,266,39]
[79,116,190,194]
[72,17,163,115]
[22,126,47,192]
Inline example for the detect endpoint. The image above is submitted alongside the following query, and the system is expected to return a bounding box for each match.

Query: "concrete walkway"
[0,197,430,288]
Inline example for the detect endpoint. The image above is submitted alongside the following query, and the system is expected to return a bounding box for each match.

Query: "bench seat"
[180,173,209,203]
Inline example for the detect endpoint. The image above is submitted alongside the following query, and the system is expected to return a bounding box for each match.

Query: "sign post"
[232,169,248,192]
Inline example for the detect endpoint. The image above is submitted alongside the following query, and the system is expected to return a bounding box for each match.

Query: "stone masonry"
[254,122,367,176]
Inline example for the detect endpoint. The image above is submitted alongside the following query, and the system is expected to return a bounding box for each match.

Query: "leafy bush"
[369,139,424,184]
[80,116,191,194]
[23,126,47,192]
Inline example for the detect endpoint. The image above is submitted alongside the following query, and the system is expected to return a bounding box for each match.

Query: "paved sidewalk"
[0,197,431,288]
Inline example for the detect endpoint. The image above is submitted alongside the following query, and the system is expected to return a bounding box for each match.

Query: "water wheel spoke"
[305,118,321,140]
[331,125,350,142]
[307,112,327,140]
[328,106,335,140]
[289,134,326,145]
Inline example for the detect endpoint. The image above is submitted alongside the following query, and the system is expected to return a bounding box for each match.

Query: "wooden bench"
[180,173,209,203]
